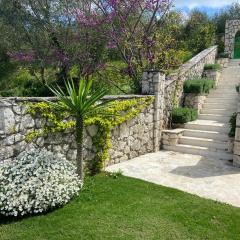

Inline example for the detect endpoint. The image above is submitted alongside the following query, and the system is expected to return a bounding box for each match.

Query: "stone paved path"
[106,151,240,207]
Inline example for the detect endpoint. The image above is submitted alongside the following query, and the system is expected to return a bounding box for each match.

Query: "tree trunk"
[76,116,84,181]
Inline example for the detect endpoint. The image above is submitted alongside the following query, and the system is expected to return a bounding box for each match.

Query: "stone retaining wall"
[163,45,218,127]
[0,46,219,165]
[0,96,155,167]
[225,20,240,58]
[184,94,207,114]
[216,58,229,68]
[203,69,222,86]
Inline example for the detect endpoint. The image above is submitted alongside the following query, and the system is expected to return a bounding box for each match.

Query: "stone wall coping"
[162,129,185,134]
[164,45,217,87]
[0,94,154,103]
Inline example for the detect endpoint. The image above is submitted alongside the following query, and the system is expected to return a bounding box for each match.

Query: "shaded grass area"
[0,174,240,240]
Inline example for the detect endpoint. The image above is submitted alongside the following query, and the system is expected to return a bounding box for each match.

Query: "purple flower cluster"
[75,9,103,27]
[8,52,35,62]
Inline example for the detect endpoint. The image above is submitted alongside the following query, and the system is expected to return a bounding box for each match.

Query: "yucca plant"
[49,79,109,181]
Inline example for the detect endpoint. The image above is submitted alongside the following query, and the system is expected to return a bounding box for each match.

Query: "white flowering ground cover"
[0,148,82,217]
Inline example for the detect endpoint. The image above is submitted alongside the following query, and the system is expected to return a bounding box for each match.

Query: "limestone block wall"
[0,96,155,167]
[163,45,218,127]
[203,69,222,86]
[216,58,229,68]
[225,20,240,58]
[184,94,206,114]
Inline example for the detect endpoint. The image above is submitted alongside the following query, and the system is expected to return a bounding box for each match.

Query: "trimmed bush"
[172,107,198,124]
[0,149,82,217]
[203,79,215,94]
[184,79,215,95]
[204,63,221,71]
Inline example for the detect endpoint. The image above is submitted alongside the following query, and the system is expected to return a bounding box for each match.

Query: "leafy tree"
[91,0,174,91]
[184,9,215,54]
[213,3,240,53]
[0,0,108,87]
[49,79,109,180]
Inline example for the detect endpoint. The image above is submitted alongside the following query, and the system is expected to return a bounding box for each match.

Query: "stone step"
[185,120,229,133]
[163,144,233,161]
[183,129,229,141]
[212,90,237,94]
[217,83,239,86]
[203,103,237,109]
[201,108,237,115]
[211,86,238,92]
[216,86,238,88]
[198,114,230,122]
[204,98,237,104]
[179,136,228,151]
[208,93,238,98]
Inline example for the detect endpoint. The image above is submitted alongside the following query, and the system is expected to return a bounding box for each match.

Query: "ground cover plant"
[1,174,240,240]
[0,149,81,217]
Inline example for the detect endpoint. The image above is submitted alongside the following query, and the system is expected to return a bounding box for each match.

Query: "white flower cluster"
[0,148,82,217]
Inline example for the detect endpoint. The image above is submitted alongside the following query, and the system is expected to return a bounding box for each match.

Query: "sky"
[175,0,239,15]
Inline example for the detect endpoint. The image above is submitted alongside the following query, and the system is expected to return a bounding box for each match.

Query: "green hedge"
[172,107,198,124]
[184,79,215,95]
[204,63,221,70]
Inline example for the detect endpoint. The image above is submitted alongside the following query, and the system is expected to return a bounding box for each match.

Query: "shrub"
[203,79,215,94]
[0,149,82,217]
[229,113,237,137]
[184,79,215,94]
[176,50,193,64]
[204,63,221,71]
[172,107,198,124]
[184,80,204,94]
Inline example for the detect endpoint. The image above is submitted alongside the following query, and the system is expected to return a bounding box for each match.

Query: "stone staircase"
[164,60,240,160]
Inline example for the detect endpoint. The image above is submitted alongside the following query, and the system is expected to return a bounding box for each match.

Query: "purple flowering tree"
[91,0,173,91]
[2,0,173,92]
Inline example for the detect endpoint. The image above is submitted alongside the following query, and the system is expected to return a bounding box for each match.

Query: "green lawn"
[1,174,240,240]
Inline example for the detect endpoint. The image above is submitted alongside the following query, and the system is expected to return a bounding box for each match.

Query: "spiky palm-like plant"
[49,79,109,181]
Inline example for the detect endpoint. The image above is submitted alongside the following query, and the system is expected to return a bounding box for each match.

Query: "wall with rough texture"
[0,96,155,167]
[0,46,218,165]
[184,94,206,114]
[163,45,218,127]
[216,58,229,68]
[225,20,240,58]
